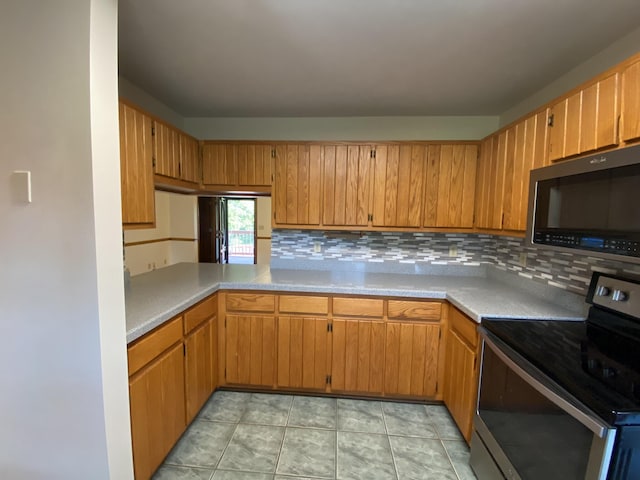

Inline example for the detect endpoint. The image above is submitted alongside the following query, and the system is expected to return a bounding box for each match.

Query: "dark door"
[198,197,228,264]
[216,197,229,264]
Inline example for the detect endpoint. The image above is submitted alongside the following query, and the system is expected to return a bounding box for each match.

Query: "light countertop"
[125,262,587,343]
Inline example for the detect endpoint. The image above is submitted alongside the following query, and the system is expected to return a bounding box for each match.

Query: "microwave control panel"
[533,232,640,258]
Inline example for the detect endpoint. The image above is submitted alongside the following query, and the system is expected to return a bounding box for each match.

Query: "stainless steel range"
[471,272,640,480]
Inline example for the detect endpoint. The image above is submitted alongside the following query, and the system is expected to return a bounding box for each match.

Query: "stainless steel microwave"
[526,144,640,264]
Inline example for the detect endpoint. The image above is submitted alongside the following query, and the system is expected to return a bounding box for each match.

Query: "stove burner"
[581,339,640,404]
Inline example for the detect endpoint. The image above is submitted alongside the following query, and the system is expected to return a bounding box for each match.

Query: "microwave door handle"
[480,329,610,438]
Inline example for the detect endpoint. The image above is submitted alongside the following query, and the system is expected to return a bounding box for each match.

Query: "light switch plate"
[12,170,32,203]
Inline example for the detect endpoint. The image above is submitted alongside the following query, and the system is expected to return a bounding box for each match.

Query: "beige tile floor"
[153,391,478,480]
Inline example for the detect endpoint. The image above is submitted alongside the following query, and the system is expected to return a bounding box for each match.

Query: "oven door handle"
[480,328,610,438]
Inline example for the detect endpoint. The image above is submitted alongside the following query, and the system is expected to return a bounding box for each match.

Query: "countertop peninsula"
[125,263,587,343]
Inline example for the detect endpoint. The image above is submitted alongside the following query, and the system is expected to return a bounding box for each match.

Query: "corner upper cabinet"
[372,144,425,227]
[622,58,640,143]
[501,110,549,231]
[548,73,619,162]
[322,144,372,227]
[119,101,155,228]
[273,144,321,226]
[474,134,506,230]
[153,121,200,186]
[423,144,477,228]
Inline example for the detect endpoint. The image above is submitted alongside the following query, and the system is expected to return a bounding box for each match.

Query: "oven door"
[472,328,617,480]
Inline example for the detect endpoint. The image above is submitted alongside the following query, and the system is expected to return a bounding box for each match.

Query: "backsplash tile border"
[271,230,640,295]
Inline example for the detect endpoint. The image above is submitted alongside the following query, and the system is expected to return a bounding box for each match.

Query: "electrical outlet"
[519,252,528,267]
[313,242,322,253]
[449,244,458,257]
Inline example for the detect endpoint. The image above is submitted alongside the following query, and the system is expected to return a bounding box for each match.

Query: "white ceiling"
[118,0,640,117]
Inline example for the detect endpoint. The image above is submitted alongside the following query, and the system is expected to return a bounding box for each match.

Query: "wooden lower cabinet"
[184,319,215,423]
[443,307,480,443]
[224,314,276,386]
[384,321,440,397]
[277,316,329,390]
[331,318,385,394]
[129,343,186,480]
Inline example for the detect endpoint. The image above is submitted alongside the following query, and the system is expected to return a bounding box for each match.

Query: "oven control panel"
[589,274,640,319]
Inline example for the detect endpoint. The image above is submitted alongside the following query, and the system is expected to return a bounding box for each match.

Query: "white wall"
[183,116,499,141]
[0,1,132,479]
[500,26,640,126]
[124,191,198,275]
[119,76,185,129]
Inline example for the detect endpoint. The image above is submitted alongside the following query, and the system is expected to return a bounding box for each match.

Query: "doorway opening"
[198,197,256,264]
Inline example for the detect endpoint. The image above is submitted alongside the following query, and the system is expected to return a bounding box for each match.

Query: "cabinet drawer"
[333,297,383,318]
[226,293,275,312]
[449,306,478,348]
[128,316,183,376]
[387,300,441,321]
[279,295,329,314]
[184,294,217,334]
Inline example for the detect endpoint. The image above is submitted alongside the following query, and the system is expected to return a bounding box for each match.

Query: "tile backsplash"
[271,230,640,295]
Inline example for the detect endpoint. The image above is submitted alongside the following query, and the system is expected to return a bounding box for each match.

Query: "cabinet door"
[476,132,507,230]
[119,102,155,226]
[423,144,477,228]
[443,329,477,443]
[322,144,372,227]
[185,319,214,423]
[372,144,424,227]
[224,314,276,386]
[179,134,200,183]
[501,125,522,231]
[277,316,329,391]
[153,121,180,178]
[202,144,238,186]
[506,110,549,231]
[580,73,619,153]
[129,343,186,480]
[273,144,321,225]
[622,60,640,143]
[473,136,493,229]
[237,144,273,187]
[383,321,440,397]
[331,318,385,394]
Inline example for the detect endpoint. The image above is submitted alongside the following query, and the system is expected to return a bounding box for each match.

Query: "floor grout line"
[161,391,475,480]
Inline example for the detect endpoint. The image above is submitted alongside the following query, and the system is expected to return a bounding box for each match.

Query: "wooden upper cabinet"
[548,73,619,162]
[179,134,200,184]
[474,133,506,230]
[153,120,200,185]
[237,144,273,187]
[322,144,372,227]
[372,144,424,227]
[502,110,549,231]
[273,144,321,226]
[622,58,640,143]
[202,144,238,186]
[153,121,180,178]
[119,101,155,227]
[423,144,477,228]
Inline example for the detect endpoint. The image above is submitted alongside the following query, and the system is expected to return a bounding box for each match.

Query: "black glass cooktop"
[482,317,640,426]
